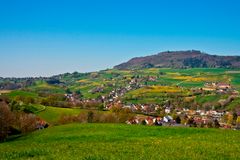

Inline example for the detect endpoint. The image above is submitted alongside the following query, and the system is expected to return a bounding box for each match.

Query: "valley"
[1,68,240,128]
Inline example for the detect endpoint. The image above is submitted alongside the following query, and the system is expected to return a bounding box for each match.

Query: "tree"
[65,88,72,94]
[236,116,240,126]
[0,102,14,141]
[9,100,23,111]
[141,120,146,125]
[181,115,188,125]
[87,111,94,123]
[24,97,35,105]
[227,114,233,126]
[75,90,83,99]
[213,119,220,128]
[233,112,238,124]
[175,116,181,124]
[171,112,177,121]
[159,110,166,118]
[17,113,38,134]
[186,117,196,127]
[221,114,228,123]
[206,121,213,128]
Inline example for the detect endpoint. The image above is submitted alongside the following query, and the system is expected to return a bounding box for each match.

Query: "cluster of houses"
[126,107,235,129]
[63,76,148,109]
[126,115,175,126]
[202,82,239,95]
[103,78,145,108]
[123,103,160,114]
[68,75,160,107]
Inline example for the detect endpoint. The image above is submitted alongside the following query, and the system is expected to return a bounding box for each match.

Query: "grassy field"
[195,94,228,104]
[36,106,82,124]
[7,90,39,98]
[0,124,240,160]
[123,86,189,104]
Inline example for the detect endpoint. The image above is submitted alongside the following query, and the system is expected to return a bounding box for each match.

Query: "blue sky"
[0,0,240,77]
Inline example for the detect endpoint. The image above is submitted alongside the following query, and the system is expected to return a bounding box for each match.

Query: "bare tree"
[17,113,38,134]
[0,101,14,141]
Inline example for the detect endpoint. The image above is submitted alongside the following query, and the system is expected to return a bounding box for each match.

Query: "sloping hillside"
[1,124,240,160]
[114,50,240,69]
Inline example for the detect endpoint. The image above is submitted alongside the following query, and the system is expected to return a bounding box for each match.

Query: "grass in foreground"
[1,124,240,160]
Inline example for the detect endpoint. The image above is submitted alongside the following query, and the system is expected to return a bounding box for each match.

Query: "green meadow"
[1,124,240,160]
[36,106,82,124]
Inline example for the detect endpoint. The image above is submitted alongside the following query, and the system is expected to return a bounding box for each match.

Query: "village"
[64,75,240,130]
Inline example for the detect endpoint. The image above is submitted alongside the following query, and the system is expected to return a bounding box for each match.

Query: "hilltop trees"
[114,50,240,69]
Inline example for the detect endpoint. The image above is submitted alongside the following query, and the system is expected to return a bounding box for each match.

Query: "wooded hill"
[114,50,240,69]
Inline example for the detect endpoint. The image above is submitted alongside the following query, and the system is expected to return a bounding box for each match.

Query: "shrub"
[58,109,135,125]
[99,113,118,123]
[58,115,76,124]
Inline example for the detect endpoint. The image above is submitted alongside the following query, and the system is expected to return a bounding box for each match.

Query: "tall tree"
[0,102,14,141]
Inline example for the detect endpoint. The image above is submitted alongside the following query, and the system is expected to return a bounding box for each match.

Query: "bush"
[40,94,69,108]
[99,113,118,123]
[58,115,77,124]
[58,109,135,125]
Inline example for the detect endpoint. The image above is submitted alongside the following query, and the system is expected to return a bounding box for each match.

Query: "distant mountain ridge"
[114,50,240,69]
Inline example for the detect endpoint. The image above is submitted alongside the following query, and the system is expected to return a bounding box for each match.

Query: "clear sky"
[0,0,240,77]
